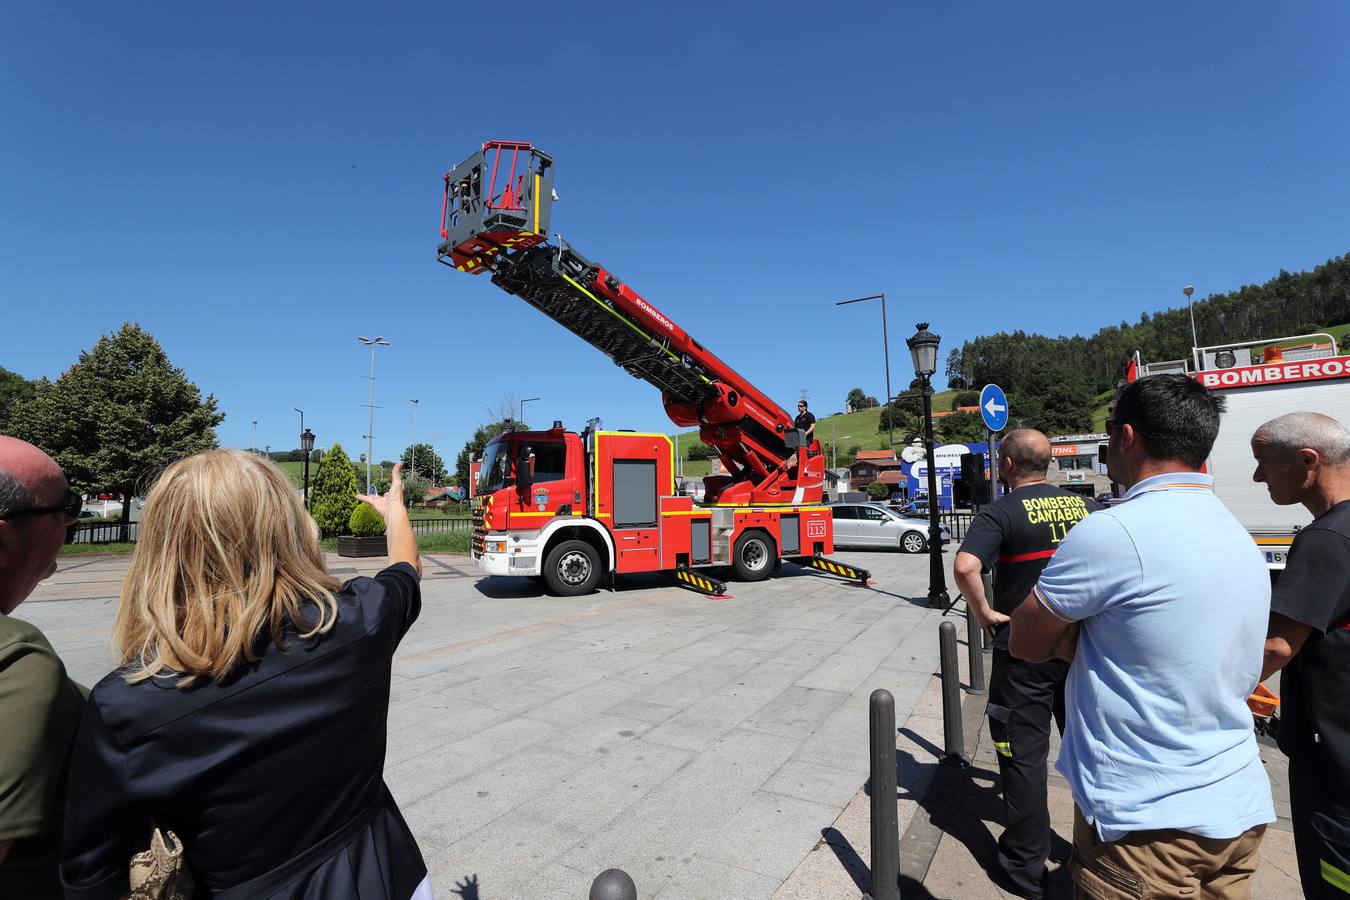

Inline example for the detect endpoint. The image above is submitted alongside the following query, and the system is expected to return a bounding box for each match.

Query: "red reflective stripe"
[997,549,1057,564]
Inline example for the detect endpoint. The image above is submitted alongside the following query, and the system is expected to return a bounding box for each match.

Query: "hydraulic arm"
[438,141,824,506]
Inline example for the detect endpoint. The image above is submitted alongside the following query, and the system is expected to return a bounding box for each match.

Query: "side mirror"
[515,447,534,491]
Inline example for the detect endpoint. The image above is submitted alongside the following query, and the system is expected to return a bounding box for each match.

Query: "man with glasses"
[794,400,816,440]
[0,436,86,898]
[1011,375,1273,898]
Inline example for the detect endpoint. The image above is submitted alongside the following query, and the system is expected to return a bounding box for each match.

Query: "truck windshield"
[477,441,512,494]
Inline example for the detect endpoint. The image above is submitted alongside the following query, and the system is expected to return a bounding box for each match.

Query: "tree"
[866,481,889,500]
[401,471,432,507]
[846,388,879,410]
[878,405,917,435]
[8,323,222,522]
[936,410,985,444]
[686,442,716,461]
[889,389,924,418]
[400,443,447,482]
[951,390,980,408]
[347,501,386,537]
[310,442,360,537]
[0,367,35,431]
[454,419,525,489]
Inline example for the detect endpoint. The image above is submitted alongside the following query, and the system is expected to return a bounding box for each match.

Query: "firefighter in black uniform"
[794,401,816,439]
[1252,411,1350,899]
[953,428,1103,899]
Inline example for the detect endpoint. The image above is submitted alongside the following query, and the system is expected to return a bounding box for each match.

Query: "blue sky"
[4,1,1348,470]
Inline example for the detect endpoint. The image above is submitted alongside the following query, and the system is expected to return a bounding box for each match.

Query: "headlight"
[486,541,507,553]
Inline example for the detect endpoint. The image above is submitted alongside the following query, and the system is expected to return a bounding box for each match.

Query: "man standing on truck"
[794,401,816,440]
[953,428,1102,899]
[1252,411,1350,899]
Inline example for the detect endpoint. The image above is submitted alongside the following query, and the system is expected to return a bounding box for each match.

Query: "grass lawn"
[318,531,469,554]
[60,542,136,556]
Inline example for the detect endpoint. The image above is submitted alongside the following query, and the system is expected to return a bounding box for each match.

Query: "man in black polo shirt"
[1252,411,1350,899]
[953,428,1103,899]
[794,401,816,440]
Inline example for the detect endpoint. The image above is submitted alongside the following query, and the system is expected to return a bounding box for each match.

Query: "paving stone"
[698,790,842,880]
[742,685,849,739]
[760,759,863,810]
[654,855,780,899]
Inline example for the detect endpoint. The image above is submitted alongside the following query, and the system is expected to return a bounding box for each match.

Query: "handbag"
[129,826,195,900]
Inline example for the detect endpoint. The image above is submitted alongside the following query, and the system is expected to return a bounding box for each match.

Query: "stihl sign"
[1199,357,1350,390]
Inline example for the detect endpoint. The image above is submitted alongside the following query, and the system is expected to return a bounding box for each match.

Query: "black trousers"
[986,646,1068,895]
[1288,755,1350,898]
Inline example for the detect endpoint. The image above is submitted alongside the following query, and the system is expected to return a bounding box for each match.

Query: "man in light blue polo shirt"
[1011,374,1273,898]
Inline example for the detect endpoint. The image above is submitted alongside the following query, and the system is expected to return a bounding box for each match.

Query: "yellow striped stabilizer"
[795,556,873,585]
[672,568,730,599]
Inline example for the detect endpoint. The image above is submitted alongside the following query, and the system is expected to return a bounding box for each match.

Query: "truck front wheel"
[543,539,602,596]
[733,530,776,582]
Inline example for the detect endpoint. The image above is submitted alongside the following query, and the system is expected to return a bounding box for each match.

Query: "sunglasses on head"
[4,487,82,523]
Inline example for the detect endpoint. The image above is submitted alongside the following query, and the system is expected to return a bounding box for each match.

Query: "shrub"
[310,442,360,537]
[686,442,716,461]
[347,501,387,536]
[866,481,890,500]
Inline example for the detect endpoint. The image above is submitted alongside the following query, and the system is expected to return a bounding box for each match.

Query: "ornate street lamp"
[906,323,950,609]
[300,428,316,509]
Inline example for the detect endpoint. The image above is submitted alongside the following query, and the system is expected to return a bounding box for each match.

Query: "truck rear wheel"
[543,539,601,596]
[733,530,776,582]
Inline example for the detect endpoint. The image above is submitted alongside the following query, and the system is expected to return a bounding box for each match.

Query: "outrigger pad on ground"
[794,555,872,585]
[672,567,730,598]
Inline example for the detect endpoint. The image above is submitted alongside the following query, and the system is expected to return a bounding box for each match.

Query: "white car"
[830,502,950,553]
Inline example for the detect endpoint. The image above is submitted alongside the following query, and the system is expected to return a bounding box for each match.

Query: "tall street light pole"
[250,420,258,454]
[357,335,390,493]
[835,293,893,449]
[519,396,540,428]
[1183,285,1198,355]
[907,322,949,610]
[409,399,419,480]
[300,428,315,509]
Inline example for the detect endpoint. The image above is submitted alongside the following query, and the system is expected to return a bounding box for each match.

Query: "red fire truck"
[438,141,865,596]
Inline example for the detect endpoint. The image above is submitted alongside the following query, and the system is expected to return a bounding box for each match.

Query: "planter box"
[337,535,388,558]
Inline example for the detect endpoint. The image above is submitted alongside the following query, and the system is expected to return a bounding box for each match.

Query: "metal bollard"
[867,689,901,900]
[589,868,637,900]
[965,602,986,695]
[939,621,968,767]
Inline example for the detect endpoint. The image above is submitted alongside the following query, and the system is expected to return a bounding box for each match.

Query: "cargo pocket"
[1070,849,1146,899]
[987,702,1013,761]
[1313,808,1350,895]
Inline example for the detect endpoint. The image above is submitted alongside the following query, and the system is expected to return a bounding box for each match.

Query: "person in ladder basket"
[794,401,816,441]
[953,428,1103,899]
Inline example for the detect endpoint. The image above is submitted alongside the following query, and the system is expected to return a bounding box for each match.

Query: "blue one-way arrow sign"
[980,383,1009,432]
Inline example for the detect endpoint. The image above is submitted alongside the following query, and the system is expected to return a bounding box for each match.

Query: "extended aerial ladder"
[437,141,825,508]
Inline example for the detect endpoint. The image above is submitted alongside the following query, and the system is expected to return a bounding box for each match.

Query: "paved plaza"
[25,551,1299,898]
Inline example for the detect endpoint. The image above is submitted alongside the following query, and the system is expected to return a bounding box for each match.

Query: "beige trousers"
[1071,806,1267,899]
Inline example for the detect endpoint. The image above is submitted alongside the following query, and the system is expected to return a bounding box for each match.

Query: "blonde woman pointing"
[60,452,432,900]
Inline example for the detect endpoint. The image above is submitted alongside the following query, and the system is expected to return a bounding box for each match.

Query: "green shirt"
[0,613,87,898]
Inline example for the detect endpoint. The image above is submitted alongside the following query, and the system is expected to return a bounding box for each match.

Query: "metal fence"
[409,517,471,534]
[67,515,470,546]
[939,510,976,540]
[69,521,139,545]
